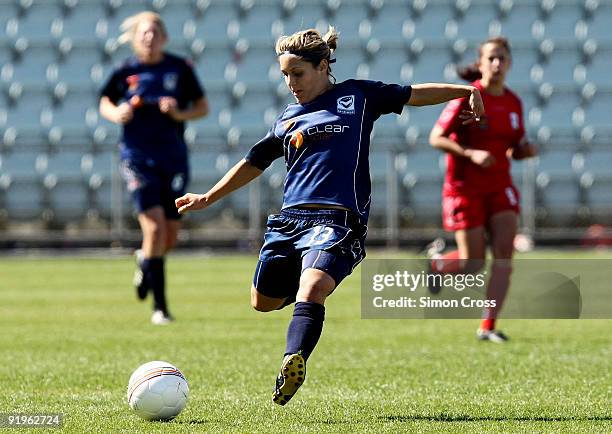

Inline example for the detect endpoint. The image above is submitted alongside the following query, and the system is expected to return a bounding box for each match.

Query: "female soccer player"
[427,37,537,342]
[176,27,484,404]
[99,12,209,325]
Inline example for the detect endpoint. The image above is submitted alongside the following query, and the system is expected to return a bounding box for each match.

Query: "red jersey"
[435,80,525,194]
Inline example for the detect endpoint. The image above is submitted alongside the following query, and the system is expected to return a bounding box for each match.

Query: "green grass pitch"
[1,250,610,433]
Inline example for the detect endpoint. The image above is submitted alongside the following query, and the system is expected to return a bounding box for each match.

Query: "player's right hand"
[175,193,208,214]
[466,149,496,168]
[116,102,134,124]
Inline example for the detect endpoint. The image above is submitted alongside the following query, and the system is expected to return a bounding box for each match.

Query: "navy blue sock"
[284,302,325,361]
[142,257,167,313]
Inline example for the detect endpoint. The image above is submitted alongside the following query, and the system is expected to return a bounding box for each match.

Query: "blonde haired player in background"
[99,11,208,325]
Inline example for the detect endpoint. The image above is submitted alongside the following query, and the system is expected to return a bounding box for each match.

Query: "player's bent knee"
[297,269,336,303]
[250,286,284,312]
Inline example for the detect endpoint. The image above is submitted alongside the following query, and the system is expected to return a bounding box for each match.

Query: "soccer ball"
[127,361,189,421]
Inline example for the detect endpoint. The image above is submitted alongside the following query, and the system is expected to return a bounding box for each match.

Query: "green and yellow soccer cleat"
[272,353,306,406]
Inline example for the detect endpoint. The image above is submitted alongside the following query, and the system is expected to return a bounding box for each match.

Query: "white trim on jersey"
[354,98,368,216]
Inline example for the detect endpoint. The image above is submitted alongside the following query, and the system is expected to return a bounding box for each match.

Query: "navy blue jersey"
[100,53,205,167]
[246,79,411,224]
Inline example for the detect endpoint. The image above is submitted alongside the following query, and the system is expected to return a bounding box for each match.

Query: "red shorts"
[442,185,520,231]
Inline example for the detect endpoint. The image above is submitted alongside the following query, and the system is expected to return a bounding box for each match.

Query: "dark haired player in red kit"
[427,37,537,342]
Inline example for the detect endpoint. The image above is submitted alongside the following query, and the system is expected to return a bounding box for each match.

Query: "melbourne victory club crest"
[163,73,178,91]
[337,95,355,114]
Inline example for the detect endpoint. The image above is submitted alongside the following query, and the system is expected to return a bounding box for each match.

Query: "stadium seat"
[5,4,61,41]
[158,2,195,41]
[367,3,410,43]
[234,3,280,45]
[227,89,275,141]
[258,157,285,216]
[3,94,51,147]
[328,46,363,82]
[410,2,454,44]
[505,47,540,88]
[52,46,103,89]
[541,3,583,45]
[2,150,47,220]
[195,46,234,88]
[403,101,445,132]
[189,150,228,188]
[371,110,403,145]
[397,150,444,223]
[535,150,581,221]
[365,46,409,84]
[329,3,369,42]
[409,45,454,83]
[196,2,239,44]
[582,92,612,138]
[5,180,45,220]
[538,49,582,88]
[583,53,612,87]
[453,3,500,43]
[497,2,540,45]
[585,2,612,44]
[233,46,278,86]
[0,0,607,236]
[58,3,108,42]
[3,46,57,87]
[47,94,97,147]
[104,1,153,38]
[582,149,612,214]
[518,90,539,119]
[45,151,90,222]
[536,91,582,139]
[192,86,231,145]
[186,150,234,221]
[369,150,391,222]
[281,4,327,34]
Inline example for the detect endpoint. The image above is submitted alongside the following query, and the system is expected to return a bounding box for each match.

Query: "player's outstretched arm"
[408,83,484,123]
[176,159,262,214]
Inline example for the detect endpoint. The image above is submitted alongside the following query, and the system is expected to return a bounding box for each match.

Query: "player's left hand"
[159,97,180,120]
[461,88,485,125]
[175,193,209,214]
[509,138,538,160]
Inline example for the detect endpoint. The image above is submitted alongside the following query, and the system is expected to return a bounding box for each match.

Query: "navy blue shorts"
[121,158,189,219]
[253,208,368,299]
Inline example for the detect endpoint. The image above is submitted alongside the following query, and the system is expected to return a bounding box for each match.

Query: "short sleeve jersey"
[245,79,411,224]
[100,53,205,166]
[435,80,525,194]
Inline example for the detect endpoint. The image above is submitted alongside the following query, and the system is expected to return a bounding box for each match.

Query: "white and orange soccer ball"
[127,361,189,421]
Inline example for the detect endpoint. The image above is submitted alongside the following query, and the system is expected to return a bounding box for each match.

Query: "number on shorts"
[307,226,335,246]
[505,187,518,206]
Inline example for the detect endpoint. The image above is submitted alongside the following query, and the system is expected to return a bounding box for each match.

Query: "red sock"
[480,318,495,331]
[430,250,463,274]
